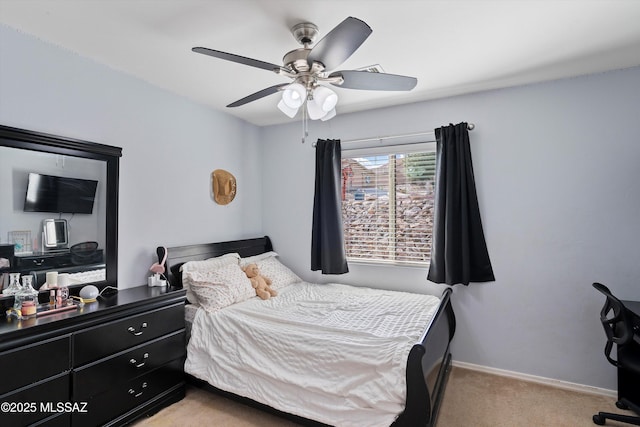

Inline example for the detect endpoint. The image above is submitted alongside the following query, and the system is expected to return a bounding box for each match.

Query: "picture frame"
[8,230,33,255]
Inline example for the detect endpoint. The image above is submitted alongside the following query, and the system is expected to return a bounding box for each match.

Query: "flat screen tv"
[23,173,98,214]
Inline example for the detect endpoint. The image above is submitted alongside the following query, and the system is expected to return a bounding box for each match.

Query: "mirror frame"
[0,124,121,291]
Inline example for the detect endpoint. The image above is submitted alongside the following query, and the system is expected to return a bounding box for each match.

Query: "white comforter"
[185,282,441,427]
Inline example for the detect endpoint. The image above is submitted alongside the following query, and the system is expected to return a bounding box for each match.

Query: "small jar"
[21,300,36,317]
[56,286,69,306]
[15,275,39,314]
[4,272,22,296]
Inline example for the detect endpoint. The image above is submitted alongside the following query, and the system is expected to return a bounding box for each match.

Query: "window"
[341,143,436,265]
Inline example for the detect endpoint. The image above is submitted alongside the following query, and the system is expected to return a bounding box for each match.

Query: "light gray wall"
[2,20,639,392]
[0,24,263,286]
[260,66,640,390]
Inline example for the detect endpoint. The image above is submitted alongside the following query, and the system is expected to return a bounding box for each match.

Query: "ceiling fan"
[192,16,417,122]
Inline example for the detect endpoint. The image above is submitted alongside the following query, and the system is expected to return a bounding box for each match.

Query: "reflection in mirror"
[0,146,106,287]
[0,125,120,301]
[43,219,69,249]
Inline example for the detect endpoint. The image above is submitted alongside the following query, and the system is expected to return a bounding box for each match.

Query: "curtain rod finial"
[467,123,475,131]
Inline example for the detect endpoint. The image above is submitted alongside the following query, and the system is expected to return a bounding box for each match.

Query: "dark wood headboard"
[157,236,273,288]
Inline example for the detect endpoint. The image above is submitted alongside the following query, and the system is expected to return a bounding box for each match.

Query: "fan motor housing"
[283,48,311,72]
[291,22,318,46]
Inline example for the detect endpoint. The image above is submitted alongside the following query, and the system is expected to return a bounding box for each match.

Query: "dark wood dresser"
[0,286,186,427]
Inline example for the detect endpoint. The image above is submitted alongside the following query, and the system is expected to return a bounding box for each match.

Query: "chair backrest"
[592,282,634,366]
[70,241,100,265]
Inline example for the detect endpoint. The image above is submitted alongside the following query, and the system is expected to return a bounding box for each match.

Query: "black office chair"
[592,282,640,426]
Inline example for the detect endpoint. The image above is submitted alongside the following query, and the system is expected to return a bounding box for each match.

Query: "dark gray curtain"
[311,139,349,274]
[427,123,494,285]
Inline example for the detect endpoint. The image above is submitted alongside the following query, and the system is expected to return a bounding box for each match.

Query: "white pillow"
[240,252,301,291]
[181,252,240,304]
[240,251,279,265]
[186,263,254,313]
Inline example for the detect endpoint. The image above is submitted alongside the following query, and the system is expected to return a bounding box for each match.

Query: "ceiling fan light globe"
[320,108,336,121]
[307,99,328,120]
[313,86,338,112]
[282,83,307,109]
[277,99,299,118]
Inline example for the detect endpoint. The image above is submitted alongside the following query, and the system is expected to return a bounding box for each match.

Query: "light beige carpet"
[132,366,630,426]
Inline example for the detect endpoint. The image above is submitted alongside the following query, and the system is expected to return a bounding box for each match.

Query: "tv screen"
[23,173,98,214]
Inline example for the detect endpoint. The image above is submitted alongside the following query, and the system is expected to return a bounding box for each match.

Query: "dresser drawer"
[73,303,184,365]
[73,330,185,399]
[15,252,72,270]
[0,335,70,396]
[72,358,184,427]
[0,373,69,427]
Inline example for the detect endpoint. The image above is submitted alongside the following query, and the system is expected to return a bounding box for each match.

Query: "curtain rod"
[342,123,475,145]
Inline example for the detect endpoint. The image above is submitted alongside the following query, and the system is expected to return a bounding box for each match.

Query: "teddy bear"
[242,263,277,300]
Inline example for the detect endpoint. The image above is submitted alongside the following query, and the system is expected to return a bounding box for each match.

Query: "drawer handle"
[128,382,148,398]
[129,352,149,368]
[33,259,44,266]
[127,322,148,336]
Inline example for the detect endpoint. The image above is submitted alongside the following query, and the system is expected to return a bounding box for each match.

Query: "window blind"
[341,146,436,265]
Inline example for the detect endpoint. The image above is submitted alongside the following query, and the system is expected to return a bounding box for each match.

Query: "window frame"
[341,141,436,267]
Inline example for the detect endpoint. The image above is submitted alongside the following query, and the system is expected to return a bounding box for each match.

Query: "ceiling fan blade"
[307,17,372,71]
[227,83,289,107]
[329,70,417,91]
[192,47,283,72]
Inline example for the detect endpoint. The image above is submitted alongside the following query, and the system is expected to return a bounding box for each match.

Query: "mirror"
[0,125,120,296]
[43,219,69,249]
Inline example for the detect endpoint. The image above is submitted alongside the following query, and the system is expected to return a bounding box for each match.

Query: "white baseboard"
[451,360,617,398]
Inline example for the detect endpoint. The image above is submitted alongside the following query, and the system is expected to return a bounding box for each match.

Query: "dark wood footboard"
[393,287,456,427]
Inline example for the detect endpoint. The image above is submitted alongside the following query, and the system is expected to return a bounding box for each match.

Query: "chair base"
[593,399,640,426]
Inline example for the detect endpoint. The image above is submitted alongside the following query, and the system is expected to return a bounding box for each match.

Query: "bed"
[161,236,456,427]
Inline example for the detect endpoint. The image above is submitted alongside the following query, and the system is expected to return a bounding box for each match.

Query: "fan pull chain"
[301,103,309,143]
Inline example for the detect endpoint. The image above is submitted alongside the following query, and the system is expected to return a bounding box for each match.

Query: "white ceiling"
[1,0,640,126]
